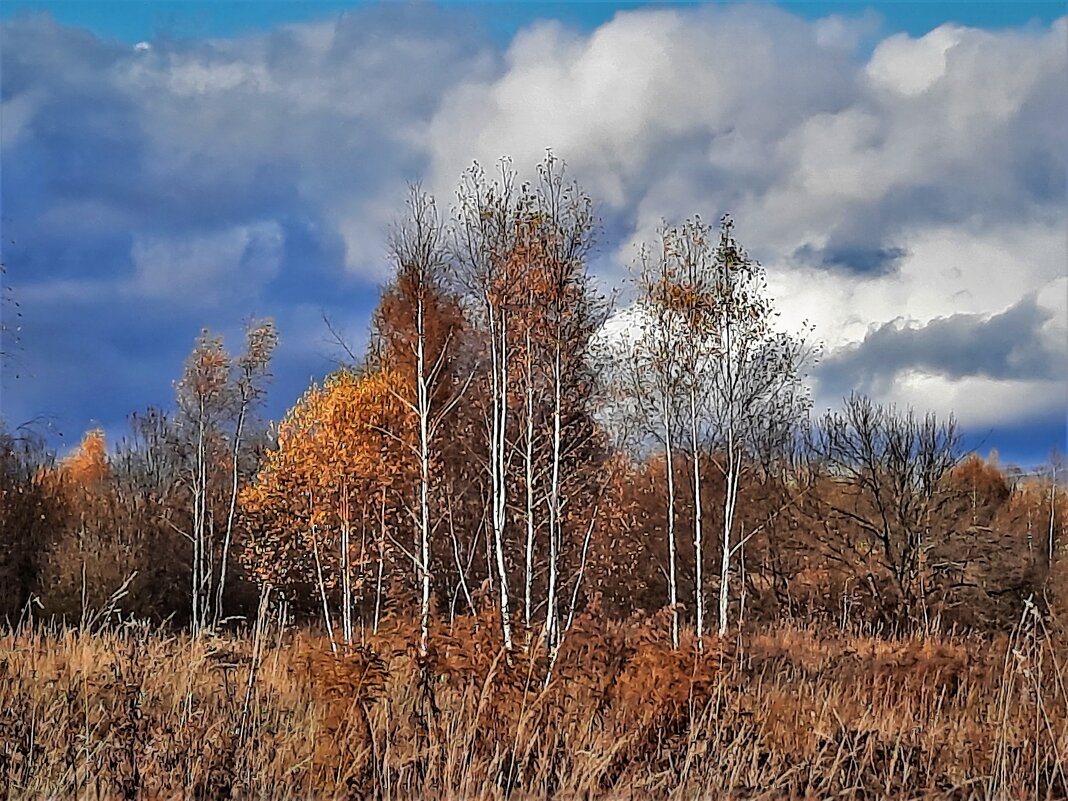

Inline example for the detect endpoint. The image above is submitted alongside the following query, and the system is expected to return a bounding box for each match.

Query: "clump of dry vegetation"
[2,604,1065,800]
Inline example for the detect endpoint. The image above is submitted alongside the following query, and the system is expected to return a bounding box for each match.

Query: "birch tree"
[176,331,231,634]
[626,234,689,648]
[704,221,803,640]
[523,154,600,654]
[654,219,717,643]
[379,186,471,657]
[698,217,809,636]
[175,323,277,633]
[214,319,277,625]
[633,216,810,640]
[455,155,603,655]
[454,161,519,650]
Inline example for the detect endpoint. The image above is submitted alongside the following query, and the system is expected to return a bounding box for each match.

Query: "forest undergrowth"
[3,602,1066,801]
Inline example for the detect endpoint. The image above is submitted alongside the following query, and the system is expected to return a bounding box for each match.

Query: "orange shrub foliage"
[239,367,414,603]
[57,428,108,489]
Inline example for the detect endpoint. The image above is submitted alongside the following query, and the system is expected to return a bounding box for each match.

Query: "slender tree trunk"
[689,386,704,646]
[523,330,536,630]
[490,308,514,650]
[358,506,369,633]
[718,321,737,637]
[416,295,432,658]
[447,494,476,619]
[546,340,563,652]
[193,401,206,634]
[719,436,737,636]
[205,513,215,629]
[310,523,337,654]
[661,396,679,650]
[341,520,351,645]
[1050,476,1057,569]
[556,483,609,684]
[374,486,386,635]
[738,521,747,629]
[215,401,247,626]
[341,488,352,646]
[191,494,201,633]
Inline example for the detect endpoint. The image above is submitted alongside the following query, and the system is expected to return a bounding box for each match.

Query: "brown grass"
[2,607,1066,800]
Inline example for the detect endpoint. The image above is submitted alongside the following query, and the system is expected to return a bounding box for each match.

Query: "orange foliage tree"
[36,429,147,621]
[57,428,109,488]
[240,367,413,647]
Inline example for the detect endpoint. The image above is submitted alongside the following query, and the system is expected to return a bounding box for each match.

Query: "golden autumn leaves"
[55,428,108,490]
[238,367,413,599]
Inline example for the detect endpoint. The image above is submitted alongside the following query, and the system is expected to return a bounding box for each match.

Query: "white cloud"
[768,218,1067,352]
[2,6,1064,444]
[333,197,398,280]
[879,373,1064,430]
[129,221,284,301]
[866,26,963,96]
[813,11,881,52]
[769,218,1066,421]
[1037,276,1068,350]
[166,59,272,95]
[416,7,1065,429]
[0,91,39,148]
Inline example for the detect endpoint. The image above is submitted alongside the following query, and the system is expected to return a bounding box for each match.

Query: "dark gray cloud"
[818,293,1066,397]
[793,242,908,275]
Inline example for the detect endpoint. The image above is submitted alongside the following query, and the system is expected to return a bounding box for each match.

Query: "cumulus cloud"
[822,296,1061,385]
[0,5,1064,460]
[0,6,489,432]
[419,6,1065,442]
[129,221,284,301]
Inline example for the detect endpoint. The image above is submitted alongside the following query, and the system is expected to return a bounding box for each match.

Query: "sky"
[0,1,1065,467]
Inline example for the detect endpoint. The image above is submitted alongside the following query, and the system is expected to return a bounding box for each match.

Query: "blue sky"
[1,1,1065,466]
[3,1,1064,44]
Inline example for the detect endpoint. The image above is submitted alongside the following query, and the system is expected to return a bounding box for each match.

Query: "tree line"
[2,155,1064,647]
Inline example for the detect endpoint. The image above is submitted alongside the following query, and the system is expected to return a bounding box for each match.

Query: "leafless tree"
[624,235,689,648]
[215,319,277,625]
[814,393,963,627]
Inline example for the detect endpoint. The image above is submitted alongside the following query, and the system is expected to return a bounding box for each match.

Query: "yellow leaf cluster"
[62,429,108,486]
[239,367,414,589]
[41,428,109,496]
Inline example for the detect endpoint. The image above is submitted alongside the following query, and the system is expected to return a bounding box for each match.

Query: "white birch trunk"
[215,400,247,626]
[523,330,536,629]
[717,319,737,637]
[488,303,513,650]
[1050,477,1057,568]
[192,401,206,634]
[341,488,352,646]
[545,340,563,651]
[719,433,737,636]
[310,523,337,654]
[661,396,679,650]
[689,386,704,645]
[416,295,432,658]
[374,488,385,635]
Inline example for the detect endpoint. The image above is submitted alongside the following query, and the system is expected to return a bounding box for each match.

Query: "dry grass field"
[2,605,1066,800]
